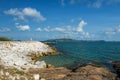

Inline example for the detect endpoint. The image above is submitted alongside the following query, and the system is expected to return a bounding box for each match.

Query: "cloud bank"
[35,20,93,39]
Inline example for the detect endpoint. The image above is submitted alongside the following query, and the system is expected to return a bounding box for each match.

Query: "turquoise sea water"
[39,41,120,69]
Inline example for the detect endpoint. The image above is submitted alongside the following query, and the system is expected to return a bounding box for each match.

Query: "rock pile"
[0,62,118,80]
[0,41,56,71]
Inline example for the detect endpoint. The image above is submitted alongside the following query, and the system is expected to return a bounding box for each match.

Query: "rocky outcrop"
[73,65,116,80]
[0,41,118,80]
[0,41,56,71]
[29,64,117,80]
[0,64,118,80]
[112,61,120,78]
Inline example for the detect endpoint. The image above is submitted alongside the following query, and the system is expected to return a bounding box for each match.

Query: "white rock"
[0,70,4,75]
[33,74,40,80]
[0,41,54,71]
[12,76,16,80]
[16,74,20,79]
[5,72,9,76]
[41,78,46,80]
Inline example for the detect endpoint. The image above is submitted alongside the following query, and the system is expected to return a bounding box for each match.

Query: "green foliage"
[6,68,26,75]
[0,37,12,41]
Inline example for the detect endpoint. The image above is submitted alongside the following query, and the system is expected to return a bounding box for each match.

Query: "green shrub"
[0,37,13,41]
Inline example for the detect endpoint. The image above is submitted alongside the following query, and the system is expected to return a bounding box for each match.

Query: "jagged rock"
[46,64,55,68]
[62,65,117,80]
[112,61,120,78]
[0,64,118,80]
[0,41,56,71]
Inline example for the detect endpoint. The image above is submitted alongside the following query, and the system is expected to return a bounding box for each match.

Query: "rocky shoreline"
[112,61,120,79]
[1,63,120,80]
[0,41,56,71]
[0,41,120,80]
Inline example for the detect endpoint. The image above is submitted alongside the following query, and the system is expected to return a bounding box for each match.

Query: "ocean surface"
[39,41,120,70]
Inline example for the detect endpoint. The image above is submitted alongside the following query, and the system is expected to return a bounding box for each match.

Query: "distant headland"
[43,38,106,42]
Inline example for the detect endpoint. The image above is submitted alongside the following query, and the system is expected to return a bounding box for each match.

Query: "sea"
[38,41,120,70]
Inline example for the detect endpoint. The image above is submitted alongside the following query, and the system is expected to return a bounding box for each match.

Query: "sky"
[0,0,120,41]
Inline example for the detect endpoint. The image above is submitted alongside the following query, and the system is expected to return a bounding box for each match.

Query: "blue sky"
[0,0,120,41]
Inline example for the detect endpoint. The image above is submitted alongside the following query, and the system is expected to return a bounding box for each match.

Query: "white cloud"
[81,32,94,38]
[38,20,93,39]
[4,7,46,22]
[16,25,30,31]
[43,27,50,32]
[36,27,42,31]
[66,25,76,31]
[77,20,87,32]
[51,27,65,32]
[0,28,11,32]
[42,25,75,32]
[33,19,93,39]
[4,8,25,20]
[104,31,116,35]
[104,25,120,35]
[22,7,46,21]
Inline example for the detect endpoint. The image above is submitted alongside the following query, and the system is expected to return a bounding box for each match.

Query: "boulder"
[112,61,120,78]
[62,64,117,80]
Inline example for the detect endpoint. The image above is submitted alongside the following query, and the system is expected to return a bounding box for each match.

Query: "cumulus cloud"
[4,8,25,20]
[4,7,46,22]
[77,20,87,32]
[51,27,65,32]
[0,28,11,32]
[16,25,30,31]
[36,27,42,31]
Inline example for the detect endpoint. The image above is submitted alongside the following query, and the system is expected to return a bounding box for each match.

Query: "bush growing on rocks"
[0,37,12,41]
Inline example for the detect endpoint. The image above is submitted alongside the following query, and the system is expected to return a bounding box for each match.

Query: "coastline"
[0,62,119,80]
[0,41,120,80]
[0,41,56,70]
